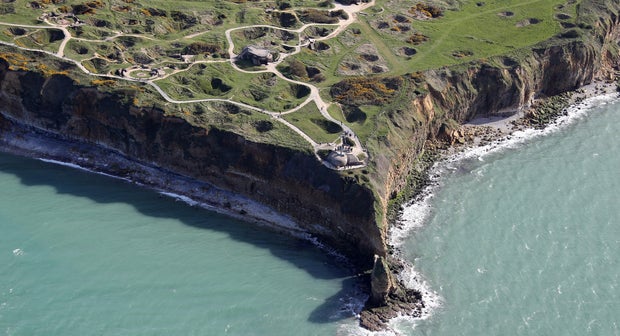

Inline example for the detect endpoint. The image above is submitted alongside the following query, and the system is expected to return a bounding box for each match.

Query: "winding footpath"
[0,0,375,169]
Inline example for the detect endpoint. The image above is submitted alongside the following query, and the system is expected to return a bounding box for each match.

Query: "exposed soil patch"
[452,50,473,58]
[497,11,514,17]
[337,44,388,76]
[516,18,541,27]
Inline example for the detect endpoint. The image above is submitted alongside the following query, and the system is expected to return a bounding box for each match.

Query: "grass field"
[156,62,311,112]
[283,103,343,144]
[289,0,576,81]
[0,0,585,152]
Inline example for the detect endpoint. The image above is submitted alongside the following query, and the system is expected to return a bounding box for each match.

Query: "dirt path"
[223,1,373,157]
[0,1,375,169]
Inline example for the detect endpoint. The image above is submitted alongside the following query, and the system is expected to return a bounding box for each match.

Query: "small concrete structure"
[326,151,348,168]
[238,46,274,65]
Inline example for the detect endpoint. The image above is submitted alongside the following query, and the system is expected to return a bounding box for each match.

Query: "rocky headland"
[1,0,620,332]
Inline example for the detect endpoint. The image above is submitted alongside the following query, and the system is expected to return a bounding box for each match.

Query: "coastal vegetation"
[1,0,619,331]
[0,0,590,162]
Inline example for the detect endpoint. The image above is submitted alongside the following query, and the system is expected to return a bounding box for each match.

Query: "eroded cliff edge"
[0,0,619,330]
[356,0,620,328]
[0,60,387,271]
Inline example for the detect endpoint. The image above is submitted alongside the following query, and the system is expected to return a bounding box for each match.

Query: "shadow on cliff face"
[0,151,362,325]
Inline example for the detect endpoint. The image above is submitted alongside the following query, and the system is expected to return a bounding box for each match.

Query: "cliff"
[358,0,620,323]
[0,58,385,270]
[0,0,619,329]
[372,0,620,231]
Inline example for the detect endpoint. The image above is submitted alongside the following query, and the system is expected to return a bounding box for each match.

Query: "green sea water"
[396,95,620,335]
[3,95,620,336]
[0,153,363,336]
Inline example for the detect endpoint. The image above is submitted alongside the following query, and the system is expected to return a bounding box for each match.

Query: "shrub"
[330,76,403,105]
[407,32,429,45]
[288,59,308,78]
[253,120,274,132]
[91,79,116,86]
[298,9,339,24]
[410,3,443,18]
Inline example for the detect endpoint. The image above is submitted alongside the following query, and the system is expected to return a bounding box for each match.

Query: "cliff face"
[0,59,384,268]
[0,0,619,314]
[374,2,620,231]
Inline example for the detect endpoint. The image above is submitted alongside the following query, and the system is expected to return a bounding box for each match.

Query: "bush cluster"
[410,3,443,18]
[406,32,429,45]
[330,76,403,105]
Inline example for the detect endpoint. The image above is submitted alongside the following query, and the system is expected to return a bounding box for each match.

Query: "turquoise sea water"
[397,95,620,335]
[0,154,362,336]
[3,96,620,336]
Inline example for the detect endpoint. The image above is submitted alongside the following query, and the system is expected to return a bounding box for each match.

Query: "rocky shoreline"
[356,79,620,333]
[0,115,341,253]
[462,81,619,148]
[1,0,619,328]
[2,79,616,335]
[1,74,618,334]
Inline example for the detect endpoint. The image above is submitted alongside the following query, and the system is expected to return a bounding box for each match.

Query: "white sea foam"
[381,91,620,333]
[443,92,620,165]
[158,191,201,207]
[337,323,400,336]
[38,158,86,170]
[38,158,131,182]
[156,190,355,268]
[37,157,350,270]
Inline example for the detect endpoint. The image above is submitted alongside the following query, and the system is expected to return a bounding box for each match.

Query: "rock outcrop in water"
[0,0,619,330]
